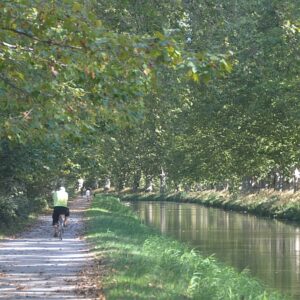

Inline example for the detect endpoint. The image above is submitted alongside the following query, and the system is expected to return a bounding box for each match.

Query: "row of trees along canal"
[0,0,299,223]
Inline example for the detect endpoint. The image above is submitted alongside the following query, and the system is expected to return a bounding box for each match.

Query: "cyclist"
[85,187,92,201]
[52,186,69,237]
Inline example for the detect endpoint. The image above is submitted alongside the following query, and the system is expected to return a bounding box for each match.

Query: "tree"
[0,0,232,222]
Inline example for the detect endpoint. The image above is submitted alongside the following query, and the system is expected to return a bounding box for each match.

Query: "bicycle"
[57,214,64,240]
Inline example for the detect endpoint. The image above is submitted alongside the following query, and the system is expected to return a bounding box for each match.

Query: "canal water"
[130,201,300,299]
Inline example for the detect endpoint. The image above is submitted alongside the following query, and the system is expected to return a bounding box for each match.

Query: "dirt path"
[0,195,102,299]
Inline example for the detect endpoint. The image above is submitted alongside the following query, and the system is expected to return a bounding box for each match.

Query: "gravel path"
[0,195,102,300]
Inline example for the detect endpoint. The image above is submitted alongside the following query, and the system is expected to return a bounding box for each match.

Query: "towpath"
[0,195,104,299]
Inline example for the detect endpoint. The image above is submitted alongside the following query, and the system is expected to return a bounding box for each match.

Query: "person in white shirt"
[85,188,91,201]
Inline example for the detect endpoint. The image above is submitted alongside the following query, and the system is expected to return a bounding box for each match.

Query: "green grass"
[86,194,288,300]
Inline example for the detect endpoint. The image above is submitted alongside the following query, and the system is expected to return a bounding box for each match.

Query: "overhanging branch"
[1,27,83,51]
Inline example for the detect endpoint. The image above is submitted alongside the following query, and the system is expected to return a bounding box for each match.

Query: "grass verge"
[86,194,287,300]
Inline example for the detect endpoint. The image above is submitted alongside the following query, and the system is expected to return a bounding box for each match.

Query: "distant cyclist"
[85,187,92,201]
[52,186,69,237]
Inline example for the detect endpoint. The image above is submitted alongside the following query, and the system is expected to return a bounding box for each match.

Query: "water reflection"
[130,201,300,299]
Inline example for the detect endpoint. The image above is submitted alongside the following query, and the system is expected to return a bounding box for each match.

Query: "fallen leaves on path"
[16,285,26,290]
[76,259,106,300]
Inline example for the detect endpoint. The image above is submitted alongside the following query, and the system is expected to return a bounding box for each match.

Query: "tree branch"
[1,27,83,51]
[0,41,33,52]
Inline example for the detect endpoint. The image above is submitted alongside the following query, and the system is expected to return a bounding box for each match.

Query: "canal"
[130,201,300,299]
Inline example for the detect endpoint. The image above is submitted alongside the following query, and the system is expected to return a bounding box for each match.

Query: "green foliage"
[86,0,300,191]
[158,0,300,187]
[0,0,232,219]
[1,0,299,231]
[0,0,229,144]
[0,195,18,223]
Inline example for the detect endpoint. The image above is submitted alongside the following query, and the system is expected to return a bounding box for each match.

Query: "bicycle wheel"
[58,215,64,240]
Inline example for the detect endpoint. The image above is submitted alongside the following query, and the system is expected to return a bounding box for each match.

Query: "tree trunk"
[293,168,300,193]
[145,176,153,192]
[159,168,166,194]
[104,178,111,191]
[132,170,141,192]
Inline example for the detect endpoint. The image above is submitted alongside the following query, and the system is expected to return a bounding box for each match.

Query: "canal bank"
[86,194,287,299]
[120,190,300,223]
